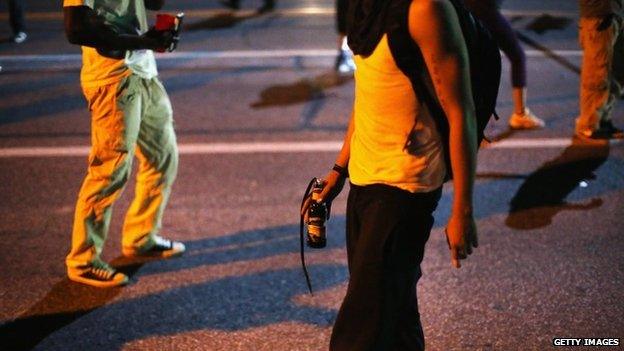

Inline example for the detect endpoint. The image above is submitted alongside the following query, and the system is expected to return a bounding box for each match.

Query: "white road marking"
[0,49,583,64]
[0,8,577,21]
[0,138,618,158]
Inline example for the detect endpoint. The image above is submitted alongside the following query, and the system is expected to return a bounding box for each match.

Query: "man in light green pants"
[63,0,185,287]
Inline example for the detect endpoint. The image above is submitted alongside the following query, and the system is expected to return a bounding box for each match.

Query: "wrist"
[331,163,348,178]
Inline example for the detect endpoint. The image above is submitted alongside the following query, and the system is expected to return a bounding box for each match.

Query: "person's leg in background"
[8,0,27,43]
[577,15,624,139]
[66,76,142,288]
[465,0,545,129]
[121,77,184,257]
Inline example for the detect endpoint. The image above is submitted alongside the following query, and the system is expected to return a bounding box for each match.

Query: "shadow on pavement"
[525,14,572,35]
[0,258,145,351]
[506,139,610,230]
[0,223,347,350]
[131,221,346,277]
[0,94,85,126]
[0,67,269,128]
[251,72,353,109]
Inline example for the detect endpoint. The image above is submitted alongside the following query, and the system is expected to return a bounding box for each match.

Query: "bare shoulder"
[408,0,459,39]
[408,0,455,23]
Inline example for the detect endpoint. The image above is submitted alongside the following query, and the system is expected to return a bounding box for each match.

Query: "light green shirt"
[63,0,158,86]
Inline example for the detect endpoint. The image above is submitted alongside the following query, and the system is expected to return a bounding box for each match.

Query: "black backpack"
[386,0,501,180]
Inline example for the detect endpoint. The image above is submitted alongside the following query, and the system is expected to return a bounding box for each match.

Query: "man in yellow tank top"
[304,0,480,349]
[63,0,185,287]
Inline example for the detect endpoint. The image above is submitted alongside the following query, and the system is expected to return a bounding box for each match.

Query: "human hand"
[300,168,347,220]
[142,27,176,51]
[445,209,478,268]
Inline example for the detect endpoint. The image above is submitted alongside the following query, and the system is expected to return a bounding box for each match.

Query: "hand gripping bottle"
[306,179,327,248]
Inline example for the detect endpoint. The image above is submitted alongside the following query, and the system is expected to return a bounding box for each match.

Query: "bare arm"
[409,0,478,267]
[333,111,354,171]
[301,111,354,216]
[319,111,353,202]
[63,6,173,55]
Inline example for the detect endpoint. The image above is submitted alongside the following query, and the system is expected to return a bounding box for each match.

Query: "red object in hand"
[155,14,176,31]
[154,13,184,53]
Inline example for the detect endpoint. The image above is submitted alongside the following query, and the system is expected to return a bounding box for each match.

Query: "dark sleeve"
[63,5,145,52]
[144,0,165,11]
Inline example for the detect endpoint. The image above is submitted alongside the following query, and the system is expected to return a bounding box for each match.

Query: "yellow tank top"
[349,34,446,193]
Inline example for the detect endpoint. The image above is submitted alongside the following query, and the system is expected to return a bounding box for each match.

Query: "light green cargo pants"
[577,16,624,132]
[66,74,179,274]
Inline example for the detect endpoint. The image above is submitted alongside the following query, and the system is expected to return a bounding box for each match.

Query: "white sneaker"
[123,235,186,258]
[13,32,27,44]
[508,108,545,130]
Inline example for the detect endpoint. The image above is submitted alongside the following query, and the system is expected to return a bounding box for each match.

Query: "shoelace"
[91,266,115,280]
[153,235,172,249]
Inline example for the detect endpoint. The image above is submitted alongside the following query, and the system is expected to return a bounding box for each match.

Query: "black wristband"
[332,164,348,178]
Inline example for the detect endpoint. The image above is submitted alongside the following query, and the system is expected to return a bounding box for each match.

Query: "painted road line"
[0,48,584,71]
[0,139,619,158]
[0,49,583,62]
[0,8,578,21]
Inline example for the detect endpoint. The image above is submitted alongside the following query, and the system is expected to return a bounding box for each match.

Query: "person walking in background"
[304,0,479,349]
[464,0,545,129]
[8,0,27,43]
[334,0,355,73]
[576,0,624,139]
[62,0,185,288]
[220,0,275,13]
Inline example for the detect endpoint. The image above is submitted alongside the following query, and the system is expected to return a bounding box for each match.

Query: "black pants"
[8,0,26,34]
[330,184,442,351]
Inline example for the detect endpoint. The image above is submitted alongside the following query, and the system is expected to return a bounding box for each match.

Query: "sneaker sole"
[508,121,544,130]
[68,273,129,288]
[122,248,185,259]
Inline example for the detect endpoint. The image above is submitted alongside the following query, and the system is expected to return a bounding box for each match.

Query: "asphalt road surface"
[0,0,623,350]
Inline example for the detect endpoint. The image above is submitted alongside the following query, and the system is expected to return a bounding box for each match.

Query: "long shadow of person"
[250,72,353,129]
[0,257,145,351]
[525,14,572,35]
[505,139,610,230]
[0,220,347,350]
[251,72,352,109]
[6,264,344,350]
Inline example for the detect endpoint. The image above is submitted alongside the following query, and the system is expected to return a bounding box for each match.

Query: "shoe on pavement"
[576,120,624,140]
[123,235,186,258]
[508,108,545,130]
[334,50,355,74]
[13,32,27,44]
[68,262,129,288]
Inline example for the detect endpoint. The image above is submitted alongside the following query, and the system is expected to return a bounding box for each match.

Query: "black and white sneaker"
[68,262,129,288]
[577,120,624,140]
[123,235,186,259]
[13,32,27,44]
